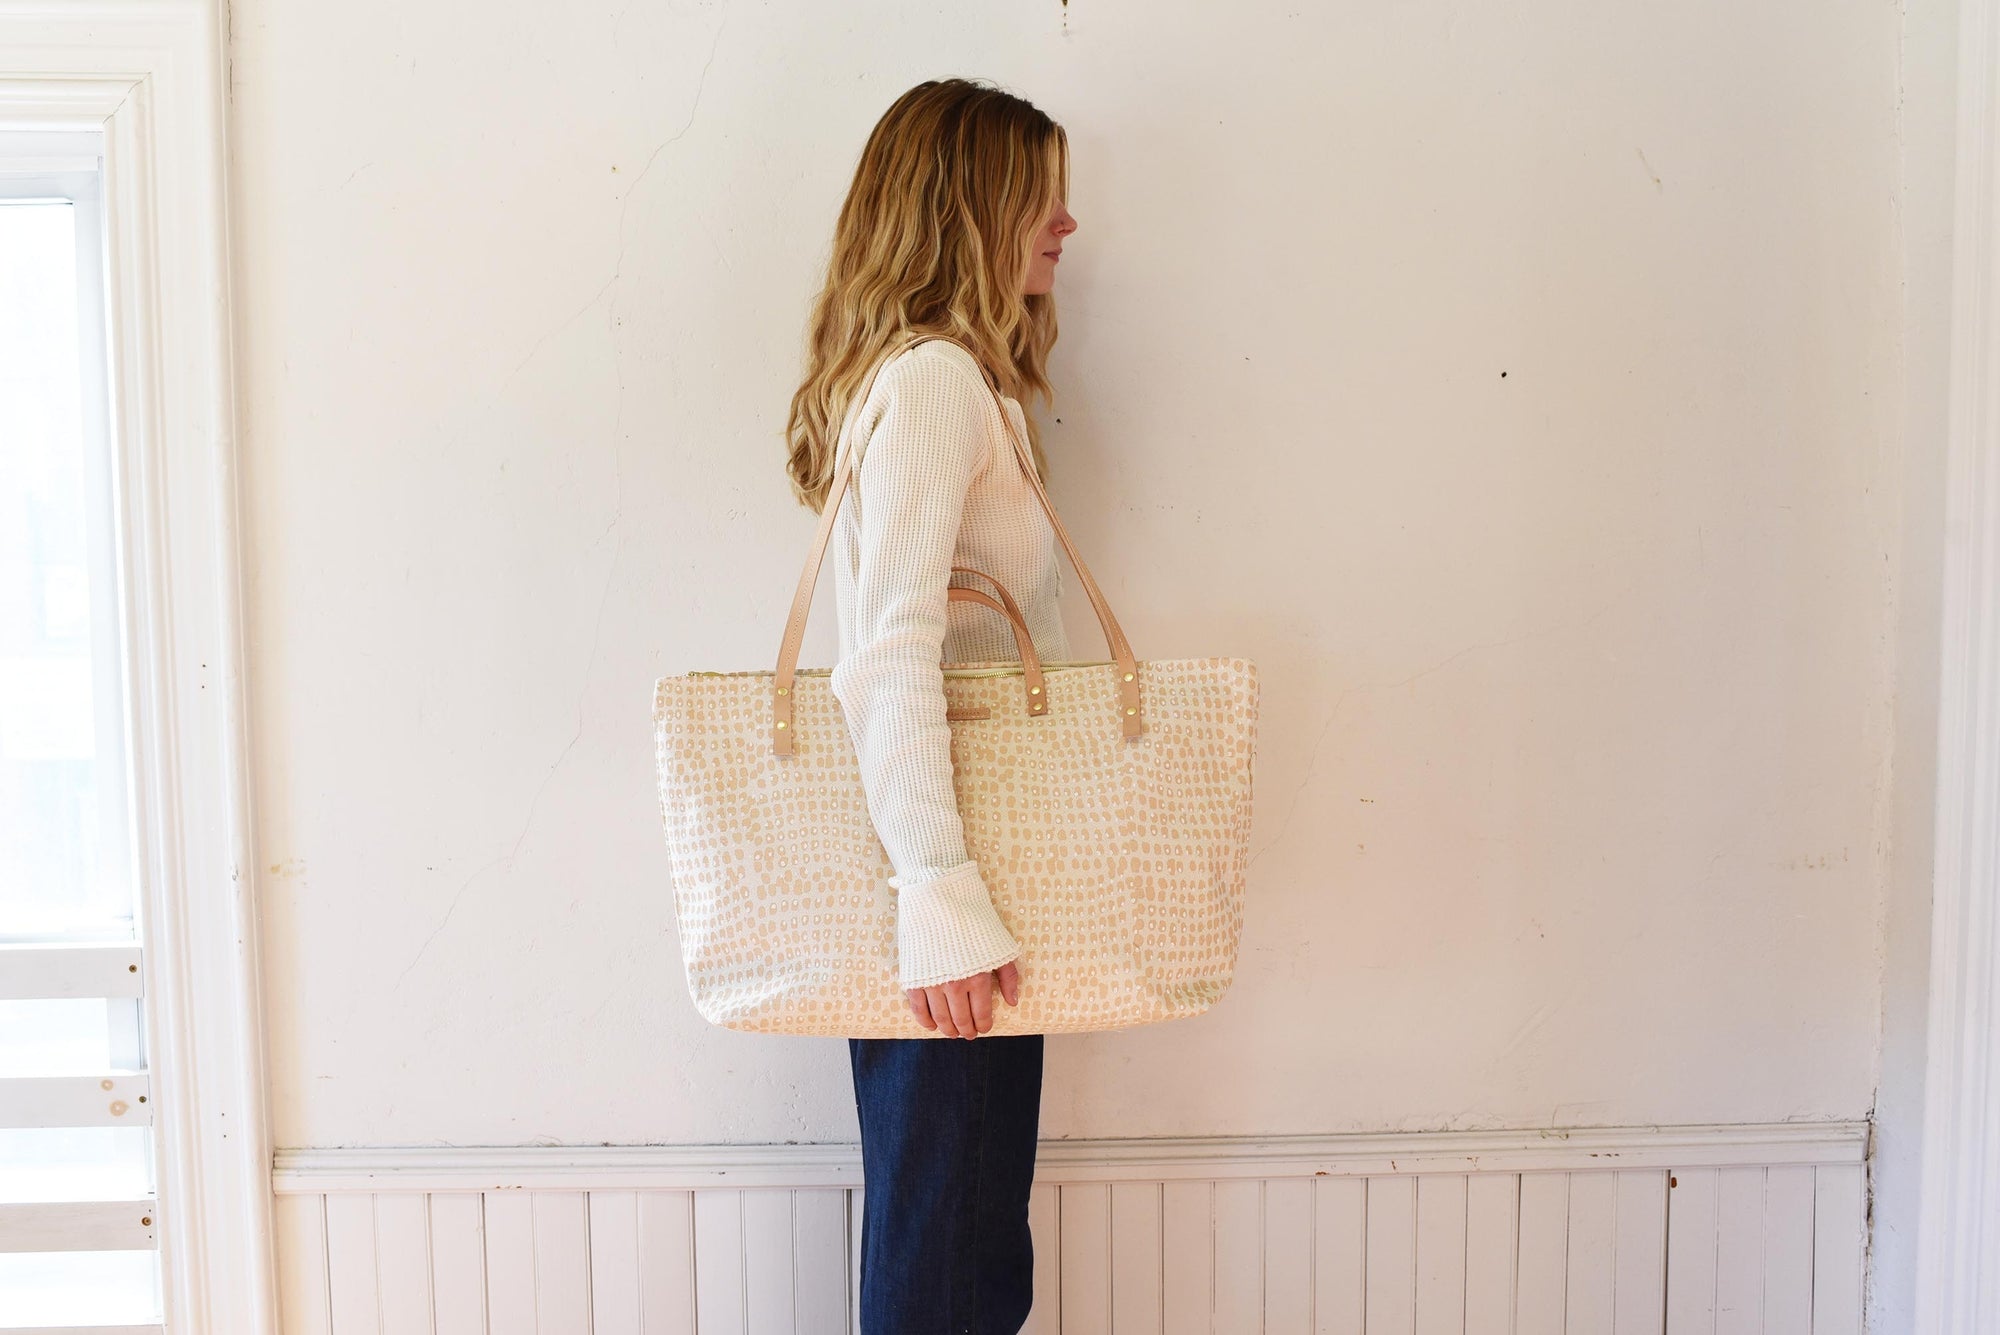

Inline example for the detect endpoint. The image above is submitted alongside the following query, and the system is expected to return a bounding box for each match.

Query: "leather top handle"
[945,584,1047,715]
[772,333,1144,756]
[947,566,1049,717]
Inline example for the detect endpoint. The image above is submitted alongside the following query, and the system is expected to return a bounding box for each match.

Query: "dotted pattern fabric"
[827,338,1073,988]
[651,656,1260,1037]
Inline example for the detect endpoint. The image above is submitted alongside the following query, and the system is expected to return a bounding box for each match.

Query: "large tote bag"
[652,336,1260,1036]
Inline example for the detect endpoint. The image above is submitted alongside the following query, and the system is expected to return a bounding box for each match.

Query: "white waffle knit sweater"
[828,338,1070,991]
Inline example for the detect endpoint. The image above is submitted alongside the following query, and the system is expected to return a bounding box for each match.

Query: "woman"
[783,77,1077,1333]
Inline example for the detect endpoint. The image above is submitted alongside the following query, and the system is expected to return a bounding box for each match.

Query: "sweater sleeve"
[829,350,1024,991]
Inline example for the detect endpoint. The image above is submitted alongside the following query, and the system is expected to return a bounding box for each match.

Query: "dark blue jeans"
[847,1032,1045,1334]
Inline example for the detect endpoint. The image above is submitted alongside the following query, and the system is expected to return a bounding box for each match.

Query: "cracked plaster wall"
[231,0,1918,1154]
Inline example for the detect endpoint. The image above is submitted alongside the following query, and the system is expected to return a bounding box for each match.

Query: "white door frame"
[0,3,277,1332]
[1915,0,2000,1326]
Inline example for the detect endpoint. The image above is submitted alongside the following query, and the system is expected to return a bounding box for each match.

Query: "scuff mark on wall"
[1635,147,1662,191]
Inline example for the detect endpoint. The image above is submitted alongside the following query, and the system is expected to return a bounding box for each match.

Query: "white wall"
[233,0,1920,1159]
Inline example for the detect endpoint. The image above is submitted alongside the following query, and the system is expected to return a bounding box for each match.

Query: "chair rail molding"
[271,1120,1871,1195]
[0,4,277,1333]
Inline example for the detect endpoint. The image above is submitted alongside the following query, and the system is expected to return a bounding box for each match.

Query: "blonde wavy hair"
[784,77,1070,513]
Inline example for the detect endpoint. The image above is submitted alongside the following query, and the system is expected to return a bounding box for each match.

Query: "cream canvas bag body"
[652,335,1260,1037]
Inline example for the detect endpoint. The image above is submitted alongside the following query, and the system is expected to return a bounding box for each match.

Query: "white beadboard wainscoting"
[270,1121,1868,1335]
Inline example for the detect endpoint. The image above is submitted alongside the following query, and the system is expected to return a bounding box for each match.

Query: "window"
[0,128,165,1331]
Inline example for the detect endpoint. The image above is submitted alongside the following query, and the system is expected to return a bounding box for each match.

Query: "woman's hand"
[906,960,1021,1038]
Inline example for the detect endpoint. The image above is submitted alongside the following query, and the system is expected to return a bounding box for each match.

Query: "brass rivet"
[776,721,787,729]
[1029,686,1040,694]
[1123,672,1134,681]
[1126,707,1137,716]
[777,687,788,695]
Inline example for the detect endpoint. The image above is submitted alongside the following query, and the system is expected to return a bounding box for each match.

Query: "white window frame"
[0,5,276,1333]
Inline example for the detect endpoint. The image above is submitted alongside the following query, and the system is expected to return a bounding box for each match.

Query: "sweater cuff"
[891,860,1023,990]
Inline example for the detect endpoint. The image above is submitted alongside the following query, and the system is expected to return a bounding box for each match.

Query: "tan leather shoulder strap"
[772,335,1143,755]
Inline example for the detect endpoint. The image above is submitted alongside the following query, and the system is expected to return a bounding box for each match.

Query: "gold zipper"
[941,660,1113,678]
[685,660,1114,680]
